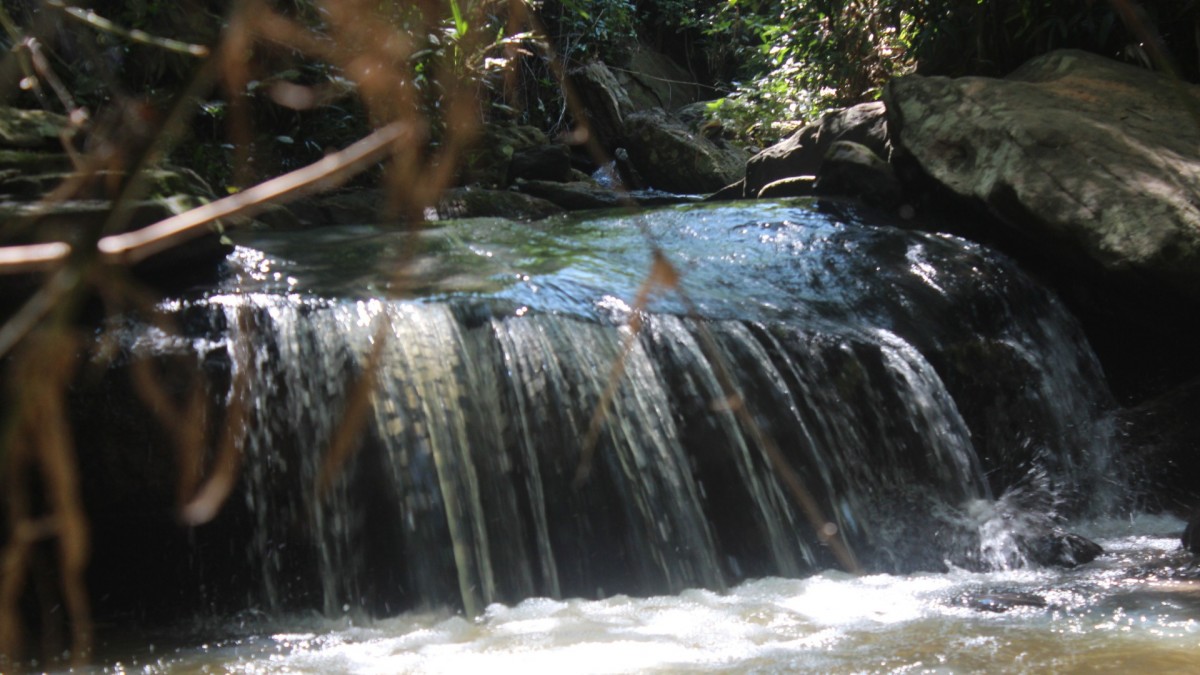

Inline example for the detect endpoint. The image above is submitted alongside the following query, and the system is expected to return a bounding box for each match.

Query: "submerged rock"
[1025,530,1104,568]
[964,591,1048,613]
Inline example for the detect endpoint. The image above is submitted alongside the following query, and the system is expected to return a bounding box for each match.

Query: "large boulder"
[813,140,903,209]
[569,61,636,149]
[621,109,747,194]
[570,48,706,150]
[744,101,890,197]
[460,122,550,188]
[885,49,1200,301]
[617,47,703,112]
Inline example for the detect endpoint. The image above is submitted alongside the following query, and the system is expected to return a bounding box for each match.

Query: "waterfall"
[98,203,1122,618]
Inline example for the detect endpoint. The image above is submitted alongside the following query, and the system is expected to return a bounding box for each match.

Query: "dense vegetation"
[3,0,1196,185]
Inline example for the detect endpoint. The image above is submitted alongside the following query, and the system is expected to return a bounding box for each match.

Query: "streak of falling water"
[370,302,496,616]
[218,294,364,616]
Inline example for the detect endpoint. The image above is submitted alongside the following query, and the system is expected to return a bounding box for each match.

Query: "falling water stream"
[76,199,1198,672]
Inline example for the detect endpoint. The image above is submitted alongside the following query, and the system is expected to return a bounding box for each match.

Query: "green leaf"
[449,0,468,39]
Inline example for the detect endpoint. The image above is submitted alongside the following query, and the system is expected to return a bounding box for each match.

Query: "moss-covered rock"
[621,109,747,194]
[0,107,70,149]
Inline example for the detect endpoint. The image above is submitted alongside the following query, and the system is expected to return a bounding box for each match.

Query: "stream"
[54,199,1200,671]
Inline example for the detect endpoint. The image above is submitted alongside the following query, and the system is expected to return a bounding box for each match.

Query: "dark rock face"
[744,101,890,197]
[570,61,638,149]
[1025,531,1104,568]
[1119,377,1200,509]
[460,123,550,188]
[508,144,572,183]
[885,49,1200,302]
[621,109,746,194]
[814,140,903,209]
[1184,516,1200,555]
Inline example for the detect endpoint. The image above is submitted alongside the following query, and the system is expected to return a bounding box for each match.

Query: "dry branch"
[98,120,410,265]
[0,121,408,277]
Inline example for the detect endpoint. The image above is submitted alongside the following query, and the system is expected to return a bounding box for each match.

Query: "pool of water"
[89,515,1199,674]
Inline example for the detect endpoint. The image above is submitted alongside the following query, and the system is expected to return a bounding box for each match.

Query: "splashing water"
[81,200,1153,670]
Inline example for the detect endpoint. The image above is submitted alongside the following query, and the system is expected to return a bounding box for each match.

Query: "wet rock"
[514,179,626,210]
[613,147,645,190]
[1117,377,1200,509]
[1024,530,1104,568]
[744,101,890,198]
[965,591,1048,613]
[436,186,563,221]
[757,175,816,199]
[620,109,747,194]
[706,179,745,201]
[814,140,903,209]
[1184,516,1200,554]
[885,49,1200,302]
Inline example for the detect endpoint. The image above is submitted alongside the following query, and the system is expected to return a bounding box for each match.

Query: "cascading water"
[95,200,1123,622]
[72,199,1193,673]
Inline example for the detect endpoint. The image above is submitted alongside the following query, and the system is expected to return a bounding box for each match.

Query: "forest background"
[3,0,1196,196]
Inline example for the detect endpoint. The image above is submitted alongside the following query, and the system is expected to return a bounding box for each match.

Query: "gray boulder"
[618,47,703,113]
[744,101,890,197]
[815,140,903,209]
[570,61,636,149]
[570,48,706,150]
[885,49,1200,300]
[621,108,747,194]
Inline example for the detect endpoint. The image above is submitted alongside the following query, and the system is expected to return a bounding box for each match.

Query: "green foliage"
[689,0,1200,144]
[539,0,639,64]
[696,0,919,143]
